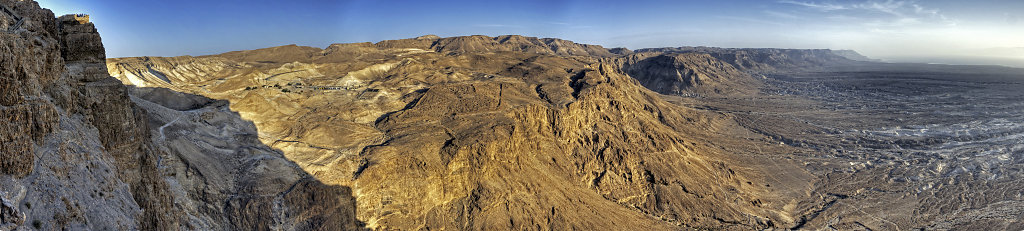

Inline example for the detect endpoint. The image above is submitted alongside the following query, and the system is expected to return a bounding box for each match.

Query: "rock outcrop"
[109,35,813,229]
[1,1,361,230]
[2,1,173,229]
[635,47,859,73]
[129,87,362,230]
[379,34,617,57]
[830,49,878,62]
[616,47,862,96]
[617,52,759,96]
[126,34,619,69]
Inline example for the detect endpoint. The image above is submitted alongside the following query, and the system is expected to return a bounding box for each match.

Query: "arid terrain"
[3,1,1024,230]
[105,38,1024,229]
[106,37,807,230]
[726,64,1024,230]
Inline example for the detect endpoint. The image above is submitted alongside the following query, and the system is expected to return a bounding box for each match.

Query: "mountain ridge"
[104,34,857,229]
[112,34,867,97]
[6,1,1021,229]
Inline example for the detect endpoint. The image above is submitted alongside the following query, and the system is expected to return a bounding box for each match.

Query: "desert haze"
[2,0,1024,230]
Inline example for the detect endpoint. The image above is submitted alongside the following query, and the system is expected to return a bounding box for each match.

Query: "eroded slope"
[109,35,816,229]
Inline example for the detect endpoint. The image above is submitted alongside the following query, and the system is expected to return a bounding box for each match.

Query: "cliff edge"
[0,1,361,230]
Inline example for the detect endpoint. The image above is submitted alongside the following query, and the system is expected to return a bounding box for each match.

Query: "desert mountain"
[6,0,1022,229]
[104,34,866,229]
[4,0,893,229]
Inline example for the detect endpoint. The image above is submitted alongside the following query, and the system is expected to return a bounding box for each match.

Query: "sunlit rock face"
[109,28,1024,229]
[1,1,172,229]
[108,34,825,230]
[7,0,1020,229]
[1,1,360,230]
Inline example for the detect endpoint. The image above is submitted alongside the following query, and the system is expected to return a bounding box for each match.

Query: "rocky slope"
[830,49,879,62]
[12,1,977,230]
[616,52,760,96]
[1,1,359,230]
[108,35,824,229]
[378,34,616,57]
[128,87,362,230]
[635,47,860,73]
[620,47,862,97]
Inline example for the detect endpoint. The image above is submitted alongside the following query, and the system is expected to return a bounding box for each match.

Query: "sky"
[36,0,1024,66]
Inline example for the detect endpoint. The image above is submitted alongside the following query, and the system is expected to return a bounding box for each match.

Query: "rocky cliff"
[108,39,865,100]
[377,34,616,57]
[129,87,362,230]
[2,1,167,229]
[620,47,862,96]
[128,34,616,68]
[635,47,859,73]
[830,49,878,62]
[616,52,760,96]
[108,35,816,229]
[0,1,360,230]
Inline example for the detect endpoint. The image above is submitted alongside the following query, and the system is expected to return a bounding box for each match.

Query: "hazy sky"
[37,0,1024,65]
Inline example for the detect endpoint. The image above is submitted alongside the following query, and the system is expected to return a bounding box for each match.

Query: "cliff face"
[112,37,868,99]
[151,34,616,67]
[378,34,616,57]
[108,35,815,230]
[617,52,760,96]
[830,49,878,62]
[635,47,858,73]
[0,1,360,230]
[129,87,361,230]
[1,1,172,229]
[620,47,861,96]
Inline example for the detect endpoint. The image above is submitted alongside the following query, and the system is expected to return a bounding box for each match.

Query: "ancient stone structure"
[58,13,88,24]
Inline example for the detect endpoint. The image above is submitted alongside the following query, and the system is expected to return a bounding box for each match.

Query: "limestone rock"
[1,1,362,230]
[109,35,809,230]
[618,52,759,96]
[830,49,879,62]
[376,34,617,57]
[635,47,858,73]
[131,86,362,230]
[608,47,634,55]
[1,1,167,229]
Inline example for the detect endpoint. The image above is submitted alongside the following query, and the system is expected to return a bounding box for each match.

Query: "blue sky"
[37,0,1024,65]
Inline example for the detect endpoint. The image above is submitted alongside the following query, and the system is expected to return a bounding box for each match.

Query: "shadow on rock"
[129,86,365,230]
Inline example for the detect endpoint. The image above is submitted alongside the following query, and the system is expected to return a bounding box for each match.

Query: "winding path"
[157,114,182,141]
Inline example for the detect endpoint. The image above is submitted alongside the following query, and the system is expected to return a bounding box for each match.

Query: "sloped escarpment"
[131,87,362,230]
[618,47,862,96]
[1,1,361,230]
[377,34,616,57]
[617,52,758,96]
[106,56,238,88]
[635,47,860,73]
[364,64,786,229]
